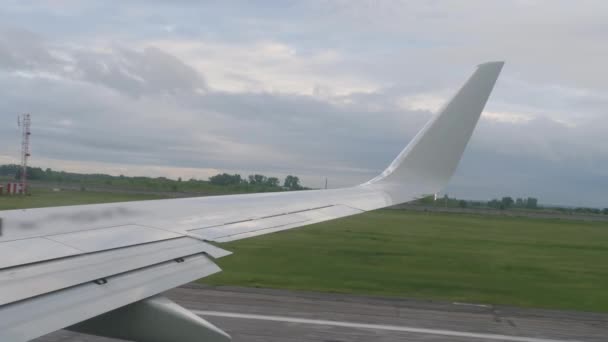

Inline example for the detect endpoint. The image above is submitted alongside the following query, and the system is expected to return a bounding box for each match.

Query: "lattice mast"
[18,114,31,195]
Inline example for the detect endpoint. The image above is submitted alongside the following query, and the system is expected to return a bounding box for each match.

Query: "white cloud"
[143,39,381,96]
[397,93,446,113]
[482,111,533,124]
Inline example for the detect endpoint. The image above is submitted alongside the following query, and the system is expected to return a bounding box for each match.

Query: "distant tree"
[14,166,45,180]
[209,173,242,186]
[501,197,514,209]
[573,207,601,215]
[515,198,524,207]
[178,177,182,182]
[283,175,301,190]
[603,208,608,215]
[458,200,467,208]
[248,174,267,185]
[266,177,280,187]
[525,197,538,209]
[30,167,45,180]
[416,195,436,205]
[0,164,20,177]
[442,194,449,207]
[488,199,500,209]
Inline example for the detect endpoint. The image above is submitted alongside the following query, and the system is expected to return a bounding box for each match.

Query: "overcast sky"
[0,1,606,207]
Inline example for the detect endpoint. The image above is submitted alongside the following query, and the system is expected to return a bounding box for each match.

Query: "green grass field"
[1,190,607,312]
[202,210,608,312]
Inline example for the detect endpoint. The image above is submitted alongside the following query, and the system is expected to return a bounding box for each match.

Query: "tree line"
[0,164,307,193]
[207,173,304,190]
[397,194,540,209]
[487,197,538,210]
[413,194,608,215]
[2,165,606,214]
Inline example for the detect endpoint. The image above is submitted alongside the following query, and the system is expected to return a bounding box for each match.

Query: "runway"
[35,284,607,342]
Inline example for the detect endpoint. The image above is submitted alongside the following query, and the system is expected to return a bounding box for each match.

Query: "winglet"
[365,62,504,201]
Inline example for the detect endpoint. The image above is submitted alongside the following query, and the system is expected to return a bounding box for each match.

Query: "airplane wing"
[0,62,503,342]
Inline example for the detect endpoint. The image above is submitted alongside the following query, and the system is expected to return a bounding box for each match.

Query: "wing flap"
[0,253,220,342]
[0,237,229,306]
[0,224,188,271]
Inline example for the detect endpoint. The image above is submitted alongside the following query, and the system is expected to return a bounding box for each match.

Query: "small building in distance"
[5,183,24,195]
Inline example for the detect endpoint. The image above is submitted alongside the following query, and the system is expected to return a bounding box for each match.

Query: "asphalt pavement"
[35,284,608,342]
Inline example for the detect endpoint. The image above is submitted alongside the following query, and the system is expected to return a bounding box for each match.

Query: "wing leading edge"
[0,62,503,341]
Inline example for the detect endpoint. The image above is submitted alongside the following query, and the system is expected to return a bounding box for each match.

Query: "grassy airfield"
[1,189,607,312]
[205,209,608,312]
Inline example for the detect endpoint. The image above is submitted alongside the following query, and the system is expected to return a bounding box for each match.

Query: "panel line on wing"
[45,224,182,253]
[0,244,217,307]
[255,204,335,220]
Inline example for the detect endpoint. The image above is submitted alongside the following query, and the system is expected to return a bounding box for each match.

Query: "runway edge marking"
[193,310,583,342]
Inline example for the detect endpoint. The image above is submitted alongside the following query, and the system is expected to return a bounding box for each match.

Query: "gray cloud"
[0,28,60,70]
[72,46,207,97]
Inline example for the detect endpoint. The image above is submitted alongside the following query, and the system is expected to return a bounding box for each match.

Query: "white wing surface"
[0,62,503,341]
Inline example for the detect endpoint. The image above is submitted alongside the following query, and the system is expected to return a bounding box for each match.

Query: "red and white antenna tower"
[18,114,31,195]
